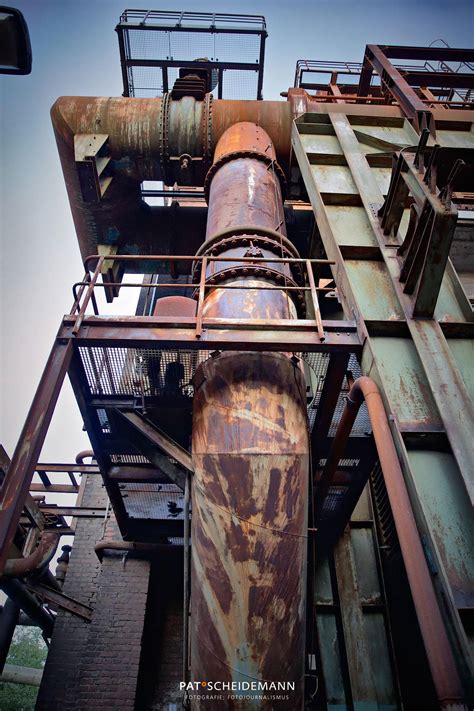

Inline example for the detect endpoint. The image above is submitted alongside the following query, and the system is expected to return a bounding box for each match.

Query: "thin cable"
[193,479,308,540]
[198,637,308,684]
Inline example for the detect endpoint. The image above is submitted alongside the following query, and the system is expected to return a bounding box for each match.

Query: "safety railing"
[70,254,337,342]
[118,9,266,32]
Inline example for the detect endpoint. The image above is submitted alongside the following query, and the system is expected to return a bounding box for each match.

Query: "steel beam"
[113,410,193,474]
[327,113,474,501]
[0,341,72,575]
[108,410,189,490]
[25,581,92,622]
[59,318,360,353]
[292,111,474,696]
[359,45,433,132]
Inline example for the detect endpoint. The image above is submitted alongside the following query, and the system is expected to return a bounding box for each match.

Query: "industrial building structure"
[0,9,473,710]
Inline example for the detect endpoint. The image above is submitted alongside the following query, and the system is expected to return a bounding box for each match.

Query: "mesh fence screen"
[118,13,265,99]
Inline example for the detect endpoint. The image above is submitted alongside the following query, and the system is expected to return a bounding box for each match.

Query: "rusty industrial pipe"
[93,538,174,562]
[320,376,466,710]
[50,91,406,266]
[51,96,293,264]
[2,532,59,578]
[190,123,309,709]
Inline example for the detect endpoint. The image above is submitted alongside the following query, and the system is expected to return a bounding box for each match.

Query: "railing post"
[73,257,104,334]
[70,272,90,315]
[195,256,207,339]
[306,259,325,341]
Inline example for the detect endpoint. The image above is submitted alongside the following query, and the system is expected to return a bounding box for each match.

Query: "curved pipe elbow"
[3,532,59,579]
[75,450,95,465]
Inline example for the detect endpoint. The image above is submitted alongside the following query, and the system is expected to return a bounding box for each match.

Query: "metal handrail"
[70,254,336,342]
[119,9,266,31]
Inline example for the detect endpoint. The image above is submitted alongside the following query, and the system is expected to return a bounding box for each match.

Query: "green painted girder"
[292,110,474,694]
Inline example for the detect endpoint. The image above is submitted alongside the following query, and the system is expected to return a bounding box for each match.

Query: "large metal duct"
[190,122,309,709]
[51,96,292,264]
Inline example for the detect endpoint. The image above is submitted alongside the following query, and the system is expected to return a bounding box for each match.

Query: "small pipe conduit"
[320,376,466,710]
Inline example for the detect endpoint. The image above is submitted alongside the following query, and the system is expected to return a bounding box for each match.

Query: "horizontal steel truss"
[359,45,474,134]
[292,110,474,697]
[0,311,361,570]
[296,45,474,136]
[379,138,471,317]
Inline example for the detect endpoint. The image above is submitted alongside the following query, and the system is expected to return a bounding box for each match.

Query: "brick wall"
[36,474,151,711]
[136,551,184,710]
[76,554,150,710]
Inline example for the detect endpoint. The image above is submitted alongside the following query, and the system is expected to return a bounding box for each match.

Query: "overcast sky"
[1,0,473,464]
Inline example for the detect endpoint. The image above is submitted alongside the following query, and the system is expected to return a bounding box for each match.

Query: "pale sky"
[1,0,473,465]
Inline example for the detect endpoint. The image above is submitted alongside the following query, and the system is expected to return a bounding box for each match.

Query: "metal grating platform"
[116,10,267,99]
[79,346,209,399]
[70,342,372,542]
[121,482,186,521]
[78,346,370,438]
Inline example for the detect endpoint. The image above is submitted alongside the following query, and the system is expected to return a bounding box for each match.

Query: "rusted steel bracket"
[94,539,172,563]
[358,45,435,135]
[0,341,73,576]
[25,580,92,622]
[74,134,112,203]
[379,144,472,317]
[109,409,192,490]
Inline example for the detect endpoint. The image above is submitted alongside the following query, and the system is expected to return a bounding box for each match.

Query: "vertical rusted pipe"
[320,376,467,710]
[190,123,309,709]
[183,471,191,683]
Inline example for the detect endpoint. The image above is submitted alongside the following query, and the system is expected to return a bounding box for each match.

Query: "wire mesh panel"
[121,482,185,520]
[78,346,369,435]
[116,10,266,99]
[78,347,210,399]
[304,353,371,437]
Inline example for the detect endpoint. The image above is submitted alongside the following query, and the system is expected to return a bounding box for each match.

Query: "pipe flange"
[194,226,304,285]
[195,225,300,258]
[202,93,213,171]
[193,234,305,286]
[158,92,171,185]
[192,265,306,317]
[203,150,287,202]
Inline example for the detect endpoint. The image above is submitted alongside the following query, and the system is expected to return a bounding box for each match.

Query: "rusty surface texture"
[211,120,279,164]
[191,353,309,709]
[153,295,197,318]
[198,121,303,321]
[319,376,467,709]
[51,97,293,263]
[190,121,309,708]
[206,159,283,239]
[3,532,59,578]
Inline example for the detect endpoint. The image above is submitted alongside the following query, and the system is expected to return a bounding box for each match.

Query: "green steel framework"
[292,107,474,703]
